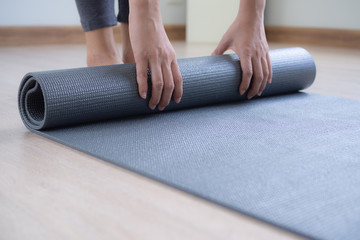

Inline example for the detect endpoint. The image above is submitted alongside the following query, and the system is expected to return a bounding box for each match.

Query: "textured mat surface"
[18,48,360,239]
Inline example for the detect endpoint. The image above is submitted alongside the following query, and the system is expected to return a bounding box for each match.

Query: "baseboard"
[0,25,186,46]
[0,26,84,46]
[265,26,360,49]
[2,25,359,48]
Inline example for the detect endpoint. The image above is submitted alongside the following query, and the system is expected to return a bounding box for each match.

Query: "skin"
[212,0,272,99]
[120,23,135,64]
[129,0,183,111]
[85,26,123,66]
[85,0,271,109]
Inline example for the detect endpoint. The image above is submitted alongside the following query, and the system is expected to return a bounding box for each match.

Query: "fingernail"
[240,89,245,95]
[247,94,253,100]
[149,104,156,110]
[258,91,263,96]
[174,97,181,103]
[158,106,165,111]
[140,92,147,99]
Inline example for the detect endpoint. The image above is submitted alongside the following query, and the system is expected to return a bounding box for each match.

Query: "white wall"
[265,0,360,30]
[186,0,239,43]
[187,0,360,43]
[160,0,186,25]
[0,0,80,26]
[0,0,186,26]
[1,0,358,35]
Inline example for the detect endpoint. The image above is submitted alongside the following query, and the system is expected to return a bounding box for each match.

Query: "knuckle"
[160,51,170,61]
[141,50,152,60]
[149,47,176,60]
[164,81,174,91]
[168,50,176,60]
[153,80,164,89]
[164,51,175,62]
[148,48,162,60]
[243,69,253,78]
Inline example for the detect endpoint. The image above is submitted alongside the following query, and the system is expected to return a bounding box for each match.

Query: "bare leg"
[85,26,123,67]
[120,23,135,63]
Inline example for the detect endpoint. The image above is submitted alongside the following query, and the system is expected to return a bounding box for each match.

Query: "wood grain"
[1,42,359,240]
[266,26,360,49]
[0,26,85,46]
[164,25,186,41]
[0,25,186,46]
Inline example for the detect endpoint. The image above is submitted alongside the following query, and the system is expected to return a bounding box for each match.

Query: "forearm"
[237,0,266,25]
[129,0,162,23]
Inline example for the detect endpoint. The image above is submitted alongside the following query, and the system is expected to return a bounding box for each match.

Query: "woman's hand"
[212,0,272,99]
[129,0,183,111]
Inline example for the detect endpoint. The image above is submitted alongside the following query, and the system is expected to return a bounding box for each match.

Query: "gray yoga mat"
[18,48,360,240]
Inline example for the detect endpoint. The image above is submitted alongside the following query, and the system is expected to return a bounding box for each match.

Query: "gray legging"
[75,0,129,32]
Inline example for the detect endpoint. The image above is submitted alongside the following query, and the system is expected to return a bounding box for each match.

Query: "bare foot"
[87,52,123,67]
[120,23,135,63]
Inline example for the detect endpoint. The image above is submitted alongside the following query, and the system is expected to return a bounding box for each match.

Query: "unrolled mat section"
[18,48,360,240]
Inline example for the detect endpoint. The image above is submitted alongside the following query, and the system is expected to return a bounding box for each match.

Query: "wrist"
[237,0,265,26]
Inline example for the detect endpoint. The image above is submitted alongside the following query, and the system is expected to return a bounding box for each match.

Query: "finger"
[258,77,267,96]
[258,57,269,95]
[148,62,163,110]
[247,57,263,99]
[158,63,174,111]
[135,60,148,99]
[212,39,228,56]
[266,52,273,84]
[238,55,253,96]
[171,60,183,103]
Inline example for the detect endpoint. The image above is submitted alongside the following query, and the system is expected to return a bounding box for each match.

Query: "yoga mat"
[18,48,360,239]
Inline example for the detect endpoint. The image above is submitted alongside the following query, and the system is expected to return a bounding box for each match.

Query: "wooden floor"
[0,42,359,240]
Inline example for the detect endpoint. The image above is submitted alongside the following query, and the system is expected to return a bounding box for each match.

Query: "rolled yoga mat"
[18,48,360,239]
